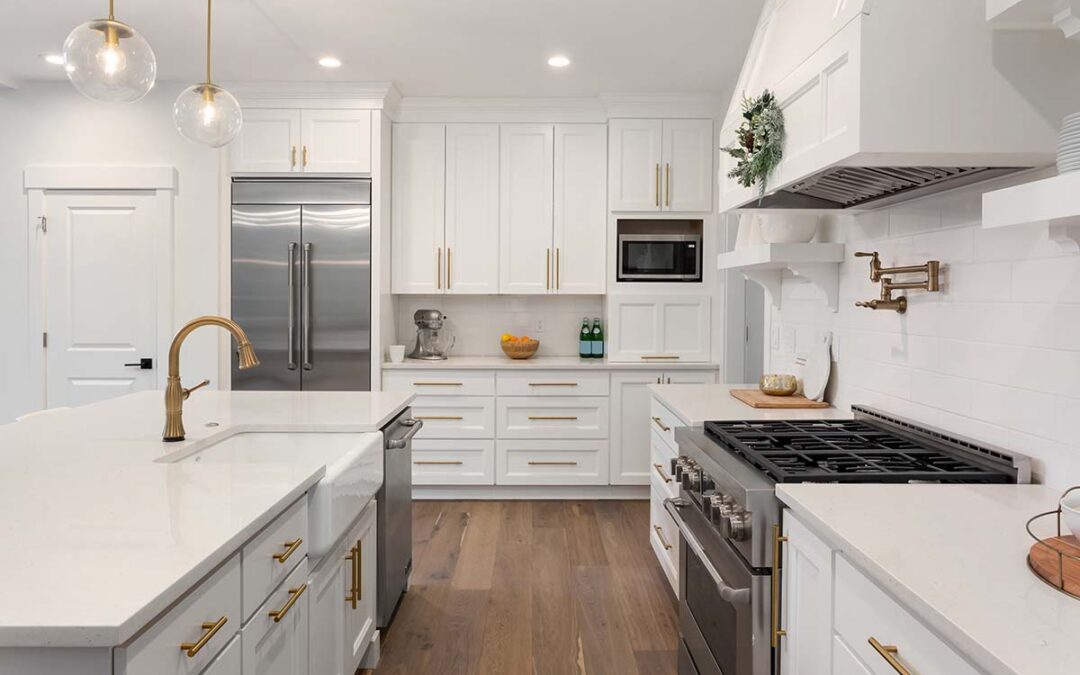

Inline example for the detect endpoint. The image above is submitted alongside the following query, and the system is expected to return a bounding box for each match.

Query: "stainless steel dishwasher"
[378,410,421,628]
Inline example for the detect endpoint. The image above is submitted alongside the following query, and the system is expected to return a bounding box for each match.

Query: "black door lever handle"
[124,358,154,370]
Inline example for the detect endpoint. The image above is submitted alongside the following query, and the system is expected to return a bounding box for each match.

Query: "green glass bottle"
[590,318,604,359]
[579,317,592,359]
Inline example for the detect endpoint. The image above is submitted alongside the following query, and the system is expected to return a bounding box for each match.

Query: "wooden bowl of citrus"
[500,333,539,359]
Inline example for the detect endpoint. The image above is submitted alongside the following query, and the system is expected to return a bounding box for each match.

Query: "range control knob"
[723,509,753,542]
[699,475,715,494]
[706,494,734,522]
[684,470,701,491]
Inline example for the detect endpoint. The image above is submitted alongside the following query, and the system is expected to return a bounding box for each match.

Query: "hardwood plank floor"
[364,500,678,675]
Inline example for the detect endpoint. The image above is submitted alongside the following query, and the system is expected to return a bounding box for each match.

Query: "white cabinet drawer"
[649,398,682,450]
[650,429,678,500]
[242,557,309,675]
[412,395,494,438]
[496,440,608,485]
[242,497,308,621]
[383,370,495,396]
[834,555,980,675]
[496,396,609,439]
[412,439,495,485]
[649,485,679,592]
[201,634,241,675]
[833,636,873,675]
[115,555,241,675]
[496,370,609,396]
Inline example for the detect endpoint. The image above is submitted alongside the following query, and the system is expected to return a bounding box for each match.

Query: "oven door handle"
[664,498,751,605]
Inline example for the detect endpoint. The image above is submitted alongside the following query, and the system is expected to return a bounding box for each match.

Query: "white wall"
[394,295,603,357]
[0,83,223,423]
[766,172,1080,487]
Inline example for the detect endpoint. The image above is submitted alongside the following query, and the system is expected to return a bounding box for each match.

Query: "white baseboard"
[412,484,649,500]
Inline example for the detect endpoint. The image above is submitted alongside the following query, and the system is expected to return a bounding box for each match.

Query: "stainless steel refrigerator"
[231,178,371,391]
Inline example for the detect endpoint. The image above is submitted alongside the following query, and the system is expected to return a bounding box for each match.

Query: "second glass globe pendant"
[63,0,157,103]
[173,0,242,147]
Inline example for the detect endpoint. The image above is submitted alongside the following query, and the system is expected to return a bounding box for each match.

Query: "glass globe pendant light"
[173,0,242,147]
[63,0,157,103]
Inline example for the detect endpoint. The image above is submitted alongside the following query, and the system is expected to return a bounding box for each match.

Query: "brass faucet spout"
[163,316,260,442]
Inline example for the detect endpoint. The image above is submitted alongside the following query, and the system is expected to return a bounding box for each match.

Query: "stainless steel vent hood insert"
[753,166,1028,210]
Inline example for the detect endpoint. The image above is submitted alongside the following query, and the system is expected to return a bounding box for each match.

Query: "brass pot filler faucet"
[854,251,940,314]
[163,316,260,442]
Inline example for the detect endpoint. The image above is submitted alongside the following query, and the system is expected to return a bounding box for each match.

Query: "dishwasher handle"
[387,418,423,449]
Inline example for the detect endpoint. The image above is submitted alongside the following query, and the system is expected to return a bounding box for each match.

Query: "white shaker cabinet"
[610,371,664,485]
[553,124,607,294]
[242,559,310,675]
[607,295,711,363]
[610,119,713,212]
[231,108,301,173]
[779,511,834,675]
[392,124,446,294]
[231,108,371,174]
[445,124,500,293]
[499,124,555,294]
[344,502,378,671]
[201,636,241,675]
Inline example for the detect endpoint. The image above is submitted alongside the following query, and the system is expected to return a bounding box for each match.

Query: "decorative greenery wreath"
[724,90,785,197]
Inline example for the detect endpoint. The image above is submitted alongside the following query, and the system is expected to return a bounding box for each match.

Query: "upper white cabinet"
[553,124,607,294]
[232,108,371,174]
[609,119,713,212]
[500,124,555,294]
[392,124,446,294]
[606,294,711,363]
[446,124,501,293]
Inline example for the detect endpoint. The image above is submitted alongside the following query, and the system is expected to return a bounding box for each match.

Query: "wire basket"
[1025,485,1080,600]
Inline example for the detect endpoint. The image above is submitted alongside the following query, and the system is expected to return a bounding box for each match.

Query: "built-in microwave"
[617,233,702,282]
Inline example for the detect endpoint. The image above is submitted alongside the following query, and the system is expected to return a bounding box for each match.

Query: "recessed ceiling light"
[547,55,571,68]
[318,56,342,69]
[41,53,65,66]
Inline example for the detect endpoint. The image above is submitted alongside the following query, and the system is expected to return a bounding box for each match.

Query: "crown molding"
[395,97,609,123]
[224,81,401,110]
[600,93,726,120]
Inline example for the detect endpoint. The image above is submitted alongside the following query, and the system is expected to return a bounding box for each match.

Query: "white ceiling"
[0,0,763,97]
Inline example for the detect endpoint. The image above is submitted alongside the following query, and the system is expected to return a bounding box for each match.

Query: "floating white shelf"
[982,171,1080,253]
[717,243,846,312]
[987,0,1080,38]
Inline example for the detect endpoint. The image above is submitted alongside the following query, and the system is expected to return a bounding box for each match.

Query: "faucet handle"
[854,251,879,259]
[182,379,211,400]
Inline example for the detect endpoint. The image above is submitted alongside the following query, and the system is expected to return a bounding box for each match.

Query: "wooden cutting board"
[731,389,830,409]
[1029,535,1080,597]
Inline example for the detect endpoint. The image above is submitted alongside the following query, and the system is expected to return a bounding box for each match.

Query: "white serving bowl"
[1060,491,1080,539]
[759,213,820,244]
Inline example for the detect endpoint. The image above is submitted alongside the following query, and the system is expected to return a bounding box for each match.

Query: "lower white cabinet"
[832,637,873,675]
[344,505,378,669]
[496,439,608,485]
[202,635,241,675]
[607,295,711,363]
[413,439,496,485]
[780,511,834,675]
[243,558,310,675]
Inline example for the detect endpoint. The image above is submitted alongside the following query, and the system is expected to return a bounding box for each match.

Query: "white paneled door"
[553,124,607,294]
[392,124,446,294]
[445,124,500,293]
[230,108,302,173]
[609,119,663,211]
[499,124,554,294]
[301,109,372,174]
[662,119,714,212]
[44,191,160,408]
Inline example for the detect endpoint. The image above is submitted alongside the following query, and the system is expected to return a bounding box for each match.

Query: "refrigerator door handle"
[287,242,298,370]
[302,242,313,371]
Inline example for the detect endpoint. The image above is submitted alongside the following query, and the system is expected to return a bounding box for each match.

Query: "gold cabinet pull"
[447,248,452,290]
[653,525,673,550]
[546,248,551,289]
[179,616,228,657]
[771,524,788,647]
[655,163,661,207]
[344,546,358,608]
[436,248,442,290]
[528,415,578,421]
[868,638,912,675]
[641,355,680,360]
[268,585,307,623]
[651,416,671,433]
[355,539,363,601]
[528,382,578,387]
[273,538,303,564]
[528,460,578,466]
[653,463,672,483]
[415,460,464,465]
[555,248,560,290]
[290,145,297,168]
[302,145,308,167]
[665,163,671,207]
[413,381,463,386]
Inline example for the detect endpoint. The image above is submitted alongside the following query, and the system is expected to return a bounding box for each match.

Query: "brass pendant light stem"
[205,0,213,85]
[108,0,115,20]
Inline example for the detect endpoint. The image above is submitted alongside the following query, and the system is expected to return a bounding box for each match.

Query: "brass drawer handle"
[868,637,912,675]
[528,415,578,421]
[640,355,680,360]
[268,585,307,623]
[415,415,464,420]
[302,145,309,167]
[414,460,464,465]
[179,616,228,657]
[290,145,297,168]
[651,416,671,433]
[273,538,303,563]
[447,247,452,290]
[436,248,442,290]
[653,463,672,483]
[344,545,358,608]
[665,163,671,207]
[528,460,578,466]
[655,163,660,207]
[772,524,788,647]
[528,382,578,387]
[413,381,463,386]
[355,539,363,602]
[653,525,673,550]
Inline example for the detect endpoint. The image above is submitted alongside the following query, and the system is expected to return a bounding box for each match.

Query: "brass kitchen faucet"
[854,251,940,314]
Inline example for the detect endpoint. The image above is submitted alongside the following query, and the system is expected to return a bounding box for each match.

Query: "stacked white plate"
[1058,112,1080,173]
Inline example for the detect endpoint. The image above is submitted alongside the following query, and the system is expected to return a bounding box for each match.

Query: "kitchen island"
[0,390,412,674]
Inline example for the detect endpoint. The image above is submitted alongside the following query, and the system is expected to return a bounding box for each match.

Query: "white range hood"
[719,0,1059,212]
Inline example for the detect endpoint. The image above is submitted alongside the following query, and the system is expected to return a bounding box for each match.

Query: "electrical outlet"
[536,319,545,333]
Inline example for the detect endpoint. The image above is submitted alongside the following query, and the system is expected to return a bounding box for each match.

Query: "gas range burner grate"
[704,419,1011,483]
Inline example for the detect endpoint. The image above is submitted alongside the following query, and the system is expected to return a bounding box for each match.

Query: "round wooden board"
[1029,535,1080,598]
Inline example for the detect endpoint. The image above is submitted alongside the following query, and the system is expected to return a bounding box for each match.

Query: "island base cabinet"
[242,558,309,675]
[779,511,834,675]
[832,636,873,675]
[201,636,240,675]
[345,504,378,670]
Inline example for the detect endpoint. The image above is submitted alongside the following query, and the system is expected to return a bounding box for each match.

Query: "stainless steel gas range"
[665,405,1031,675]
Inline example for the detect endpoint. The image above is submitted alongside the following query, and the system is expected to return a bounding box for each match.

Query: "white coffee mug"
[388,345,406,363]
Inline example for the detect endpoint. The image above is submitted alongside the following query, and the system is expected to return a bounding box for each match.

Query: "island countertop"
[649,383,852,426]
[0,390,413,648]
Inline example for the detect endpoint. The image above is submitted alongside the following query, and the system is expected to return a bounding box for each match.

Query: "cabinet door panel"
[301,109,372,173]
[446,124,500,294]
[659,297,711,362]
[392,124,445,294]
[780,512,833,675]
[606,296,663,362]
[344,505,378,672]
[242,558,309,675]
[412,439,495,485]
[231,108,300,173]
[553,124,607,293]
[308,549,348,675]
[609,119,662,212]
[499,124,554,294]
[610,371,664,485]
[662,119,713,212]
[202,635,241,675]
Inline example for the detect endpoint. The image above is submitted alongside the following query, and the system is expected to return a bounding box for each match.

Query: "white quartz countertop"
[778,483,1080,675]
[649,383,852,426]
[382,355,722,371]
[0,390,413,648]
